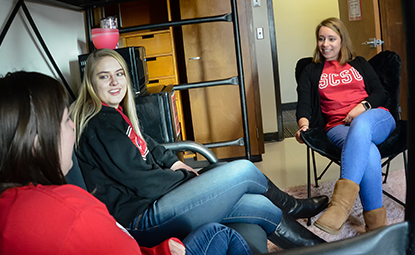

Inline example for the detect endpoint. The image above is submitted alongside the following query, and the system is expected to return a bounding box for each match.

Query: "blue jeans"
[183,223,253,255]
[129,160,282,247]
[326,109,396,211]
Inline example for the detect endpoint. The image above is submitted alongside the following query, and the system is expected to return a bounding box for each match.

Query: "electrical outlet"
[256,27,264,40]
[253,0,261,7]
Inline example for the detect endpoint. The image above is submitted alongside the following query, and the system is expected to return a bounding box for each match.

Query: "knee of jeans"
[221,160,267,189]
[351,114,371,130]
[368,145,381,166]
[230,160,258,173]
[236,160,264,178]
[200,222,227,232]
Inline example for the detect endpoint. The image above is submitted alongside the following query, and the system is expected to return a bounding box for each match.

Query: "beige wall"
[273,0,339,104]
[252,0,339,134]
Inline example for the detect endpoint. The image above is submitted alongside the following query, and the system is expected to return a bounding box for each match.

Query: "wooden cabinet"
[124,31,172,55]
[103,0,264,160]
[117,1,187,140]
[122,30,177,83]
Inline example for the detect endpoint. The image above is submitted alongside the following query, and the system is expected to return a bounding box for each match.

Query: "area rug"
[267,169,406,252]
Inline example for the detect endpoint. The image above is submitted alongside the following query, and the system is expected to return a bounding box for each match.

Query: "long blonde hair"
[70,49,143,146]
[313,17,355,65]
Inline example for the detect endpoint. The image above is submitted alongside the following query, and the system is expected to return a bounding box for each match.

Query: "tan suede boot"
[314,178,360,235]
[363,206,387,232]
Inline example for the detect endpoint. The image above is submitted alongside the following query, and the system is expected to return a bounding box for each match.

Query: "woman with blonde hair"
[295,17,395,235]
[71,49,144,145]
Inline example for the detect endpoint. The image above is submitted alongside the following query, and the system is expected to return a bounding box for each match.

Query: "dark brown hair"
[0,71,69,193]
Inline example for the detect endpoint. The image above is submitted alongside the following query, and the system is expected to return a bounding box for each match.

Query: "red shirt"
[0,184,180,255]
[319,60,368,131]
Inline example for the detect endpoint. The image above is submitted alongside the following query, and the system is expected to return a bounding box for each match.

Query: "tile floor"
[254,137,405,190]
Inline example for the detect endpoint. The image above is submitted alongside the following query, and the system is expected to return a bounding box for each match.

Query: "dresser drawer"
[146,55,175,78]
[148,77,176,87]
[124,32,172,56]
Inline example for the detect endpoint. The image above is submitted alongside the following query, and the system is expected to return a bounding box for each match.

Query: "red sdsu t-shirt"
[319,60,368,131]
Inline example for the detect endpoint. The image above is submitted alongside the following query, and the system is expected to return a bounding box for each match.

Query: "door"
[338,0,382,60]
[338,0,407,119]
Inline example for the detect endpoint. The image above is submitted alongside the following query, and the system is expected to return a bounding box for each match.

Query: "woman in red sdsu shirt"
[0,71,252,255]
[295,17,396,235]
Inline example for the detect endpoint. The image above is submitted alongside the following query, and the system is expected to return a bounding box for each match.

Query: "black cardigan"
[76,105,195,226]
[296,56,386,129]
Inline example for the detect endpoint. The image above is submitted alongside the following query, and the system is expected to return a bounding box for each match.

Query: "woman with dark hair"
[0,71,70,187]
[0,71,254,255]
[295,17,396,235]
[71,48,328,252]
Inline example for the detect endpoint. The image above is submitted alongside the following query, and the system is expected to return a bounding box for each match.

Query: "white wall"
[0,0,87,96]
[273,0,339,104]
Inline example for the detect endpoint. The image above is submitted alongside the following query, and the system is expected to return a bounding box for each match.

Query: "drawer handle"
[142,34,155,39]
[149,80,159,84]
[146,57,157,62]
[189,57,201,60]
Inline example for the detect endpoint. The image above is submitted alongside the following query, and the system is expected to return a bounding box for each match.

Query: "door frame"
[266,0,284,141]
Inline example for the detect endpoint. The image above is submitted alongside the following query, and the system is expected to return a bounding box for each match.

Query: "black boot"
[264,178,329,219]
[268,213,326,249]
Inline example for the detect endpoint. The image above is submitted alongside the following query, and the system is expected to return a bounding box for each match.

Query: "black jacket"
[76,105,195,226]
[296,56,386,129]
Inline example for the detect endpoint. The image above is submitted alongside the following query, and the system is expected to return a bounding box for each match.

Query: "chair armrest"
[300,128,341,162]
[162,140,219,164]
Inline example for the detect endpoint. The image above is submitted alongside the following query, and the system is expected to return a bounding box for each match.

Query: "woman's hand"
[295,117,310,144]
[171,160,199,176]
[295,125,309,144]
[169,239,186,255]
[344,103,366,125]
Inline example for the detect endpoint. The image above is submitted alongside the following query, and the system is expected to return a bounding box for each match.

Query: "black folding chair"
[295,51,408,224]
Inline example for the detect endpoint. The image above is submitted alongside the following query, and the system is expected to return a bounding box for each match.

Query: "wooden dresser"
[100,0,264,160]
